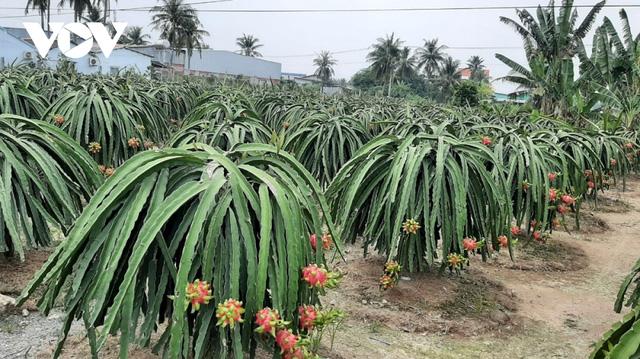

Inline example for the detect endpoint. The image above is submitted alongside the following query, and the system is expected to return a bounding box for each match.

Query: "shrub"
[18,144,339,358]
[0,115,101,259]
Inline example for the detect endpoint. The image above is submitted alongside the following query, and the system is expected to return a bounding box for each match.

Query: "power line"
[128,4,640,13]
[4,3,640,13]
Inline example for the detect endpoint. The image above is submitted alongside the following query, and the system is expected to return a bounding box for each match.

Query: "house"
[0,25,153,75]
[493,92,530,104]
[131,45,282,84]
[0,26,39,68]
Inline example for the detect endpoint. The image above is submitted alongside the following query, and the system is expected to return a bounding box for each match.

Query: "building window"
[110,66,120,75]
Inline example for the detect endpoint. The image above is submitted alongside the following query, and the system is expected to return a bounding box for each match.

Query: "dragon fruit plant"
[0,115,102,260]
[17,144,340,358]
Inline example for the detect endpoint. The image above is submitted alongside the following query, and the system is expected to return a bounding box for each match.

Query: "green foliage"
[0,115,102,259]
[17,144,338,358]
[453,80,482,107]
[591,258,640,358]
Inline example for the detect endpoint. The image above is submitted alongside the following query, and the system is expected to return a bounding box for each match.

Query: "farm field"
[0,180,637,358]
[2,0,640,357]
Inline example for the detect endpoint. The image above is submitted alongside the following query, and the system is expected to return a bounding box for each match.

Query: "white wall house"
[0,27,39,69]
[0,26,152,75]
[132,45,282,83]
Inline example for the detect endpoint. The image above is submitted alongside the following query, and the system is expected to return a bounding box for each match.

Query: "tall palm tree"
[59,0,93,22]
[467,56,488,82]
[496,0,605,114]
[181,21,209,71]
[121,26,151,45]
[313,51,337,88]
[25,0,48,29]
[416,38,447,78]
[396,47,417,82]
[96,0,117,24]
[438,56,462,99]
[81,5,104,23]
[367,33,402,96]
[236,34,263,57]
[151,0,201,50]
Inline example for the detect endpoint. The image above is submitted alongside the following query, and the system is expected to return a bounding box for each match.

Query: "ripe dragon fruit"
[557,204,569,215]
[185,279,213,312]
[255,308,281,336]
[302,264,328,288]
[298,305,318,330]
[310,233,333,251]
[275,329,299,354]
[561,194,575,205]
[549,188,557,201]
[533,231,542,241]
[510,226,521,236]
[498,235,509,248]
[462,237,478,251]
[481,136,492,146]
[282,348,304,359]
[610,159,618,167]
[588,181,595,189]
[548,172,557,181]
[215,299,245,328]
[402,218,421,235]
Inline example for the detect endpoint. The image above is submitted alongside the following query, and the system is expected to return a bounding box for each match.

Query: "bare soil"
[2,180,640,358]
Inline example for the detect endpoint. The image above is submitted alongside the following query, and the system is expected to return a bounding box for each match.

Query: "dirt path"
[1,181,639,358]
[321,179,640,358]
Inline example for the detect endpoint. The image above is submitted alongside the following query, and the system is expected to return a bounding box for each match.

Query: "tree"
[58,0,93,22]
[313,51,337,88]
[121,26,151,45]
[396,47,417,82]
[416,38,446,78]
[25,0,48,29]
[236,34,263,57]
[495,0,606,115]
[437,56,461,100]
[467,56,489,82]
[151,0,202,50]
[367,33,402,97]
[180,21,209,71]
[81,5,104,23]
[453,80,481,106]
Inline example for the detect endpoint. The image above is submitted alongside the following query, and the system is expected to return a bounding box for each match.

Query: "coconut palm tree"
[438,56,461,99]
[25,0,48,29]
[59,0,93,22]
[236,34,263,57]
[367,33,402,96]
[416,38,447,78]
[313,51,337,89]
[81,5,104,23]
[151,0,202,50]
[467,56,489,82]
[496,0,605,115]
[396,47,417,82]
[181,21,209,71]
[121,26,151,45]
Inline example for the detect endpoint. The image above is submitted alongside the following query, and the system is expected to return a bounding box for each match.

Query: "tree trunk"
[46,0,50,32]
[103,0,109,24]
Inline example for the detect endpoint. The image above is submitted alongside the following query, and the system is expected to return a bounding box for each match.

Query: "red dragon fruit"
[511,226,521,236]
[462,237,478,251]
[302,264,328,288]
[255,307,280,336]
[561,194,575,205]
[498,235,509,248]
[298,305,318,330]
[481,136,492,146]
[275,329,299,353]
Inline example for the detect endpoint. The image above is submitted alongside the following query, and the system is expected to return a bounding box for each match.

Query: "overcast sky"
[2,0,639,92]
